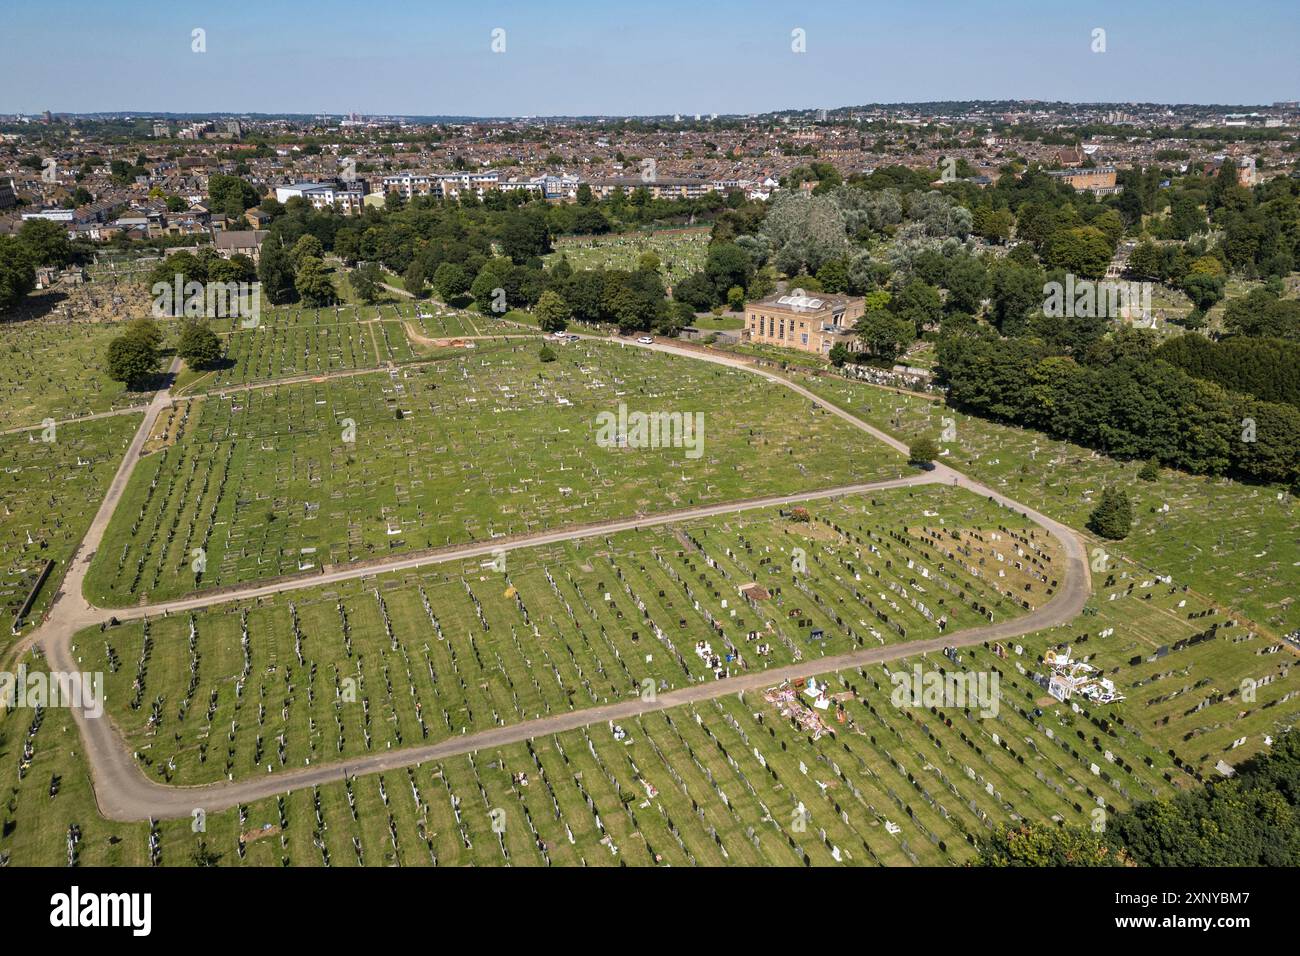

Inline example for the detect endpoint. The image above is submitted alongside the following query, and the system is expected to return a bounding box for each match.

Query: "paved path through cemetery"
[23,332,1092,821]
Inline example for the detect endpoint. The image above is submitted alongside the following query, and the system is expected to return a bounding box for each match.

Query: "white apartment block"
[380,170,501,200]
[275,180,367,214]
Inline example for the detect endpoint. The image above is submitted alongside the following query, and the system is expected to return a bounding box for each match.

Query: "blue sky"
[3,0,1297,115]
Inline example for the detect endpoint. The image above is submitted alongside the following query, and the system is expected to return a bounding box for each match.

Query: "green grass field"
[80,485,1052,786]
[171,302,538,394]
[689,314,746,332]
[794,372,1300,636]
[2,303,1296,868]
[86,340,907,606]
[546,228,710,286]
[5,506,1295,865]
[0,414,142,646]
[0,319,147,431]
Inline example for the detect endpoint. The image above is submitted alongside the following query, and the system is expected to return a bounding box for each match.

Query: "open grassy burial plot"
[85,340,907,606]
[796,372,1300,637]
[176,304,380,392]
[1029,563,1300,778]
[0,414,142,643]
[0,319,147,431]
[545,227,711,287]
[8,515,1296,867]
[405,303,490,340]
[78,484,1049,786]
[408,310,481,341]
[0,644,1213,868]
[174,301,541,394]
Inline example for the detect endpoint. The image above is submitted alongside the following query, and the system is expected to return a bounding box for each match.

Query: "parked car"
[636,336,654,345]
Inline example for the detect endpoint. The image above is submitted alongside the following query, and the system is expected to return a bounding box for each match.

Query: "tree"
[1044,226,1114,279]
[538,343,558,363]
[659,300,695,337]
[908,436,939,467]
[207,173,259,218]
[973,206,1014,244]
[942,255,991,315]
[726,285,746,312]
[403,259,429,299]
[535,290,571,333]
[890,279,944,330]
[291,234,325,269]
[1137,457,1160,481]
[1126,239,1162,280]
[257,238,297,305]
[1087,486,1134,540]
[470,258,516,314]
[294,256,336,307]
[106,335,158,390]
[857,310,915,363]
[572,206,611,235]
[190,841,224,867]
[208,254,255,285]
[758,191,850,275]
[1181,271,1225,312]
[828,343,850,368]
[333,227,361,266]
[673,271,720,311]
[176,320,223,370]
[351,263,382,305]
[17,218,74,268]
[980,732,1300,867]
[500,208,552,263]
[432,262,470,303]
[979,822,1132,867]
[1223,289,1300,339]
[989,259,1044,334]
[123,317,163,351]
[0,236,36,311]
[815,257,849,293]
[704,242,754,300]
[1167,195,1208,239]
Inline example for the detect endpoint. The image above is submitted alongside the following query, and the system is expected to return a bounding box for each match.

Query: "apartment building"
[585,176,718,200]
[744,292,865,356]
[379,170,501,200]
[274,179,368,214]
[1046,166,1121,195]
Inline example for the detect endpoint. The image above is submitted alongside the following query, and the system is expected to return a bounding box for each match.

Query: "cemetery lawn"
[170,301,540,394]
[545,227,710,286]
[0,414,143,647]
[793,372,1300,637]
[712,340,831,370]
[0,319,149,431]
[9,503,1297,864]
[80,484,1056,786]
[689,314,746,332]
[84,339,908,607]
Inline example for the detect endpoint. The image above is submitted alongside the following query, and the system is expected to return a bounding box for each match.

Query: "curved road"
[28,334,1091,821]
